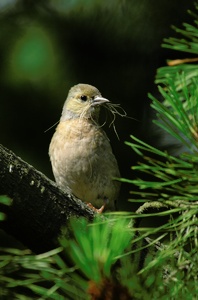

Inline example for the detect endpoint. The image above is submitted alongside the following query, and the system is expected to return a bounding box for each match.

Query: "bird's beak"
[91,96,110,106]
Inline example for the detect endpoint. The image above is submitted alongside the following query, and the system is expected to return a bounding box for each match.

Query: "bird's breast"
[49,118,120,206]
[57,119,108,148]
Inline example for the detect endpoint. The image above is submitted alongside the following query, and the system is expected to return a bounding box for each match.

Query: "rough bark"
[0,144,94,253]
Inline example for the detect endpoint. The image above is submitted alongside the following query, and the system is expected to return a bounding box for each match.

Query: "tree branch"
[0,144,94,253]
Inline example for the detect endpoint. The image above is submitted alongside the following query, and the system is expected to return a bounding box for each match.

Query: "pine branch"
[155,6,198,92]
[0,144,94,253]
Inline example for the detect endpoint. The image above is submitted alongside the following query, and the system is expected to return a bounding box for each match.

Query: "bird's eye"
[80,95,87,101]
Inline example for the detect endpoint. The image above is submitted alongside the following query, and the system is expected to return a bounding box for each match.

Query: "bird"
[49,83,120,212]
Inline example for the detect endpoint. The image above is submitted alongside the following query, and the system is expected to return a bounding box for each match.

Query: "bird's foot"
[86,203,105,214]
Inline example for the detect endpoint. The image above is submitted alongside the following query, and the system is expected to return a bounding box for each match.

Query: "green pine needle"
[0,195,12,221]
[61,215,133,283]
[149,76,198,151]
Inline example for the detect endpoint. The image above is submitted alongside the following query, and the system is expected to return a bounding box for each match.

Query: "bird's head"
[61,84,109,122]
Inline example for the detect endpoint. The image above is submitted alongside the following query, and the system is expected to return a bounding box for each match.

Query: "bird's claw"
[87,203,105,214]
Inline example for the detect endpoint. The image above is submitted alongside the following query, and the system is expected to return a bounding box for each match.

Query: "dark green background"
[0,0,194,210]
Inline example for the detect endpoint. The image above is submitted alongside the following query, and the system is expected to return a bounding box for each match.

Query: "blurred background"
[0,0,194,210]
